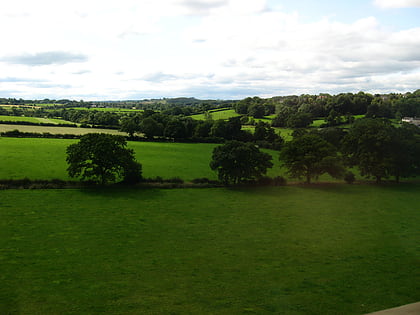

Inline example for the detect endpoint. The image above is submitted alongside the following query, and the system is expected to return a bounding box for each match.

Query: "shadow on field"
[78,186,165,200]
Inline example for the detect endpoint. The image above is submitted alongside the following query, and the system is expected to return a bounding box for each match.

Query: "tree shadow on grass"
[78,185,165,200]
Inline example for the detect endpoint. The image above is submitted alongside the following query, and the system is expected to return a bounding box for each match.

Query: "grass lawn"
[0,185,418,314]
[0,137,283,181]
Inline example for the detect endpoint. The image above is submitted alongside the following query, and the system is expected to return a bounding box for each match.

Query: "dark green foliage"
[325,109,343,126]
[254,121,284,150]
[120,115,141,137]
[341,118,420,183]
[210,140,273,184]
[344,171,356,184]
[286,112,313,128]
[140,117,164,138]
[248,103,266,118]
[311,127,346,148]
[210,117,243,140]
[280,134,344,183]
[66,133,142,184]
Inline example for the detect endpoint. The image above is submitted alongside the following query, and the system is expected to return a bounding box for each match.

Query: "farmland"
[190,108,240,120]
[0,138,283,181]
[0,124,126,136]
[0,185,419,314]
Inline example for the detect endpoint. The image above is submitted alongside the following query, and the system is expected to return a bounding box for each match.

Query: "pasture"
[0,124,126,136]
[190,109,240,120]
[0,138,283,181]
[0,185,419,314]
[69,107,143,112]
[0,115,74,125]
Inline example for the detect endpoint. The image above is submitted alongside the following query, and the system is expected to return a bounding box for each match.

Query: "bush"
[273,176,287,186]
[257,176,274,186]
[344,171,356,184]
[166,177,184,184]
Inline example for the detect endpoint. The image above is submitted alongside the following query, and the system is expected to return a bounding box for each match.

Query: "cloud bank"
[374,0,420,8]
[1,51,88,66]
[0,0,419,100]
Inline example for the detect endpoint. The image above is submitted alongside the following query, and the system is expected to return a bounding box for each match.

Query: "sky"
[0,0,419,100]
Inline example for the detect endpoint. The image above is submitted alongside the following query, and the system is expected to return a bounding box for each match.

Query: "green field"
[190,109,240,120]
[0,115,42,123]
[70,107,143,112]
[0,124,126,136]
[0,115,75,125]
[242,126,294,141]
[0,185,418,314]
[0,138,283,181]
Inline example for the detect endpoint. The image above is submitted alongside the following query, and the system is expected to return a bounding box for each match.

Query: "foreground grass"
[0,185,418,314]
[0,138,283,181]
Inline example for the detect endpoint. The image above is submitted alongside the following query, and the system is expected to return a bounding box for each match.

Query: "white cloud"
[374,0,420,8]
[0,0,419,99]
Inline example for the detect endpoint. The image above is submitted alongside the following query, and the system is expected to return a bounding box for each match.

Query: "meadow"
[0,124,126,136]
[0,185,419,314]
[70,107,143,112]
[0,137,283,181]
[190,109,241,120]
[0,115,75,125]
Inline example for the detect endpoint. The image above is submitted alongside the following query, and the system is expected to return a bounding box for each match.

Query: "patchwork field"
[0,185,419,314]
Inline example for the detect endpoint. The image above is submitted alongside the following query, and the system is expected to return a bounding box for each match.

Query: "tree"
[280,134,344,184]
[66,133,142,184]
[388,123,420,182]
[341,118,395,183]
[210,141,273,185]
[140,117,163,138]
[286,112,313,128]
[120,115,141,137]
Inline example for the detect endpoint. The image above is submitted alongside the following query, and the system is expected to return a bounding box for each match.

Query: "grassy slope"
[0,185,418,314]
[0,138,283,181]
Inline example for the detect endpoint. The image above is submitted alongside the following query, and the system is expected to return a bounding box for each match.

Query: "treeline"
[279,119,420,183]
[120,113,283,149]
[234,90,420,128]
[214,118,420,185]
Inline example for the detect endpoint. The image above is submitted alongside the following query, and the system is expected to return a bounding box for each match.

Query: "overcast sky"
[0,0,419,100]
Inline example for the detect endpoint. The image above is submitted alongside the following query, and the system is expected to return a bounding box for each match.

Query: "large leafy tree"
[280,134,344,184]
[341,118,393,183]
[342,118,420,183]
[66,133,142,184]
[210,140,273,185]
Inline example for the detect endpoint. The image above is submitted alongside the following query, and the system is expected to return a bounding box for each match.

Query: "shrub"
[344,171,356,184]
[273,176,287,186]
[257,176,274,186]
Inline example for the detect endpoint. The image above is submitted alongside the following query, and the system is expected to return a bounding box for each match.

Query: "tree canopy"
[342,118,420,183]
[280,133,344,184]
[210,140,273,185]
[66,133,142,184]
